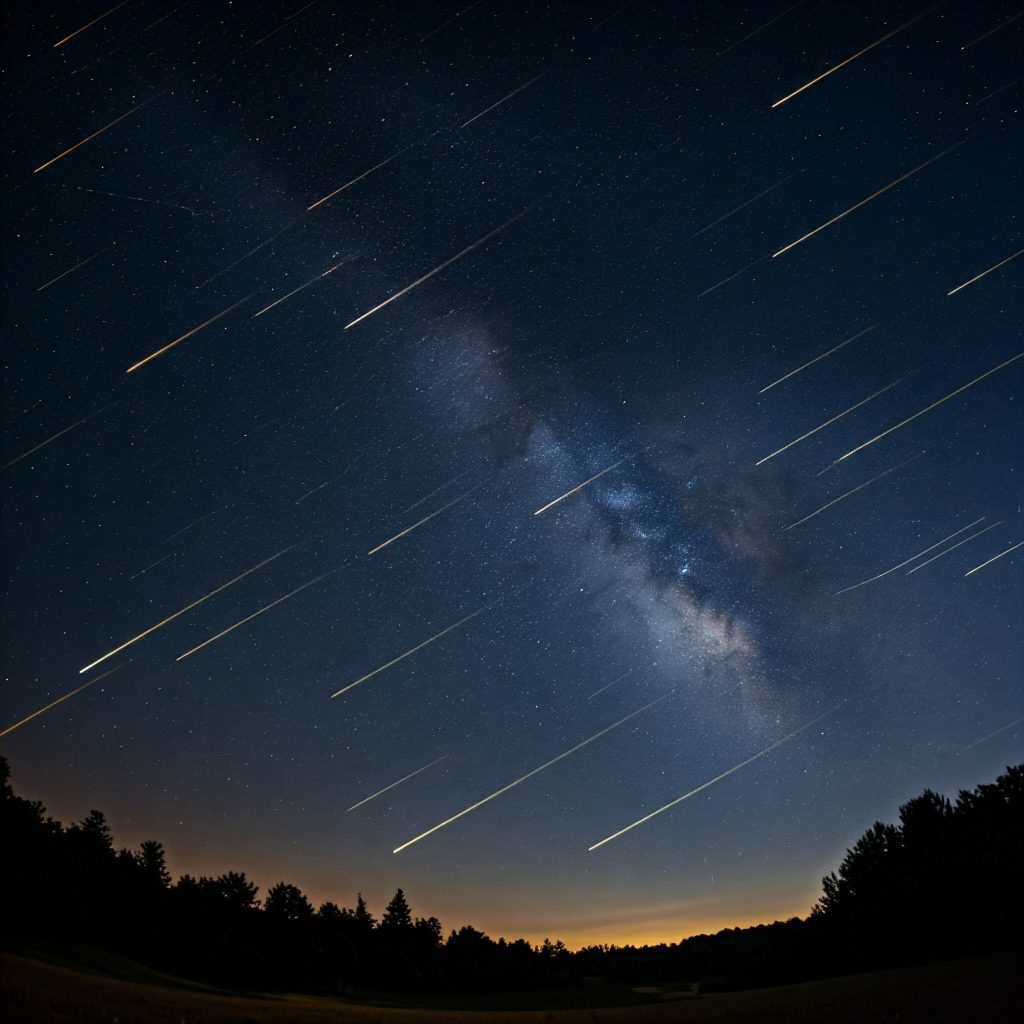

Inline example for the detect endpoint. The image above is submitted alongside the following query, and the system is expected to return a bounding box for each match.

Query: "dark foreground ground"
[1,947,1021,1023]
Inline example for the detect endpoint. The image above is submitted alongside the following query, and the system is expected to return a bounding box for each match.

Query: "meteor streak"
[295,472,350,504]
[588,705,839,851]
[756,377,902,466]
[161,507,226,545]
[962,714,1024,752]
[308,137,428,211]
[394,693,672,853]
[57,183,208,216]
[247,0,320,50]
[368,487,478,556]
[771,6,936,108]
[591,1,635,33]
[534,455,632,516]
[252,260,350,318]
[53,1,130,47]
[197,219,302,288]
[126,294,254,373]
[947,248,1023,296]
[176,568,339,662]
[0,666,124,739]
[759,326,877,394]
[834,351,1024,464]
[37,249,108,292]
[344,212,527,330]
[696,255,768,298]
[128,552,174,581]
[34,98,155,174]
[70,5,189,76]
[962,11,1022,50]
[347,756,447,812]
[689,173,798,239]
[974,76,1024,106]
[421,0,485,44]
[588,670,632,699]
[964,539,1024,577]
[461,71,548,129]
[3,403,115,471]
[79,548,291,673]
[783,452,922,530]
[402,471,470,515]
[331,606,489,698]
[772,143,961,258]
[702,1,807,67]
[905,521,1004,575]
[835,518,986,596]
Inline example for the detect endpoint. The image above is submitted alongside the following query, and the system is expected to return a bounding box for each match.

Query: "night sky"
[2,0,1022,948]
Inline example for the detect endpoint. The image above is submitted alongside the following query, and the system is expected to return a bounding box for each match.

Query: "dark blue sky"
[2,0,1021,946]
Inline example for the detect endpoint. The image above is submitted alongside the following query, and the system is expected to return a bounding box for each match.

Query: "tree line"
[1,755,1020,994]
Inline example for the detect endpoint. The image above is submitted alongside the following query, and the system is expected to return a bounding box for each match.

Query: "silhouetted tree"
[380,887,413,932]
[137,839,171,889]
[414,915,443,949]
[350,892,376,933]
[265,881,314,921]
[318,901,344,920]
[204,870,259,910]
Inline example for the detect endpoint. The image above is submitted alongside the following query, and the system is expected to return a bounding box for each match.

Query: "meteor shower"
[2,2,1021,1022]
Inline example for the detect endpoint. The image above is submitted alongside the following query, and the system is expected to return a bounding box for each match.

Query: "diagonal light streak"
[835,518,986,595]
[395,693,672,853]
[588,705,839,851]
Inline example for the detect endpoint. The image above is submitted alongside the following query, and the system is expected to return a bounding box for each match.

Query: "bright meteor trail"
[759,326,877,394]
[834,351,1024,464]
[34,98,156,174]
[534,455,632,516]
[347,756,448,812]
[252,260,350,318]
[905,521,1004,575]
[460,71,548,129]
[947,249,1024,296]
[588,670,633,699]
[331,606,489,698]
[772,143,960,258]
[835,518,986,596]
[783,452,922,530]
[689,173,798,240]
[757,378,902,467]
[176,568,339,662]
[393,693,672,854]
[307,136,430,211]
[588,705,840,851]
[962,714,1024,752]
[344,213,527,330]
[37,249,108,293]
[368,487,478,556]
[964,539,1024,577]
[770,6,936,108]
[402,472,470,515]
[126,294,254,372]
[0,666,124,739]
[3,403,115,471]
[79,548,291,673]
[52,1,130,48]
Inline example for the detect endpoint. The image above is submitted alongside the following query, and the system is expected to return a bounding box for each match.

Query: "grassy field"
[1,947,1021,1023]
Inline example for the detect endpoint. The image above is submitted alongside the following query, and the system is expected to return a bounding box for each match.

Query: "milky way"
[2,0,1021,948]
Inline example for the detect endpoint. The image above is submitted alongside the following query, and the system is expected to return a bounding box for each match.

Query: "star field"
[2,0,1022,947]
